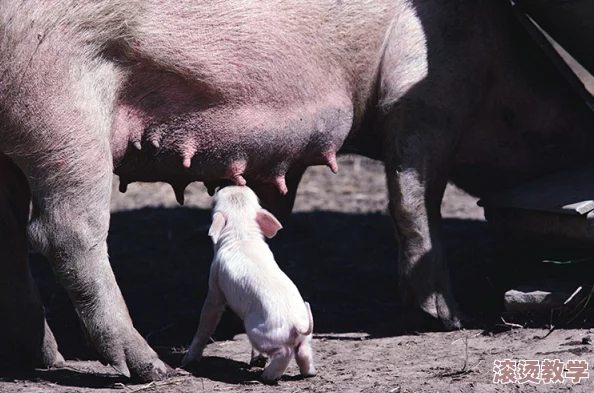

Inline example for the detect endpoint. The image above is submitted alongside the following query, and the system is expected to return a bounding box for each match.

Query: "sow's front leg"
[24,127,170,381]
[3,56,170,381]
[25,142,170,380]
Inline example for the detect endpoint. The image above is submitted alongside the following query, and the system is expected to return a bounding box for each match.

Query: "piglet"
[182,185,316,382]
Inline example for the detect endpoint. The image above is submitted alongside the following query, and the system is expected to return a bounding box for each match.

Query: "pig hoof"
[41,348,66,369]
[260,368,283,384]
[96,333,172,382]
[443,310,472,331]
[405,304,464,332]
[249,354,268,368]
[260,374,281,385]
[0,319,65,370]
[0,344,65,370]
[40,323,66,369]
[144,360,173,382]
[407,290,465,331]
[441,314,463,331]
[125,358,173,382]
[436,300,467,331]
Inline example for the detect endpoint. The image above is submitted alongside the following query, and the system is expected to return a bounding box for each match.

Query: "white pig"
[182,185,316,382]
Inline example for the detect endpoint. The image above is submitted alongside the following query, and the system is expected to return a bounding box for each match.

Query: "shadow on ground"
[0,367,127,389]
[18,205,594,390]
[29,206,500,363]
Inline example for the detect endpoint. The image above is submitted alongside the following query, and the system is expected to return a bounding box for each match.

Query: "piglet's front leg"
[182,287,226,366]
[250,347,268,368]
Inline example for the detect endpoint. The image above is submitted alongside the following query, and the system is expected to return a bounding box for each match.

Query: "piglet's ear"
[209,212,227,243]
[256,209,283,238]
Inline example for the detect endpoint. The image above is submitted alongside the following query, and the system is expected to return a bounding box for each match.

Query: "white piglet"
[182,185,316,382]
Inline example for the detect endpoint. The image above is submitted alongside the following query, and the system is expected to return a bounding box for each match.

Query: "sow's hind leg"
[3,56,170,380]
[0,154,64,369]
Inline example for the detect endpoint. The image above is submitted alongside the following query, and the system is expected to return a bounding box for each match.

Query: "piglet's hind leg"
[295,335,316,377]
[261,347,292,383]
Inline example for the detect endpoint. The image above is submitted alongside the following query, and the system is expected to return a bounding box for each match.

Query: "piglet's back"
[216,239,310,332]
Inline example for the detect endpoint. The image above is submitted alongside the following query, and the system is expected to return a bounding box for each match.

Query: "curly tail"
[300,301,314,336]
[290,301,314,339]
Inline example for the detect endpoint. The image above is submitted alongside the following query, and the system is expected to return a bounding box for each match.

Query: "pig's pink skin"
[0,0,391,380]
[2,0,594,382]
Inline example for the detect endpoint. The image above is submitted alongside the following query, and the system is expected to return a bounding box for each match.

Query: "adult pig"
[2,0,594,382]
[0,0,390,381]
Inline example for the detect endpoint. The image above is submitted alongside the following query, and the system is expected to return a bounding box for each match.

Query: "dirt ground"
[1,156,593,392]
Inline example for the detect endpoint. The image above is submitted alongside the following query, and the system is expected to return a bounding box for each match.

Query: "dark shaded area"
[184,356,259,385]
[487,230,594,331]
[29,206,500,365]
[0,368,126,389]
[515,0,594,76]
